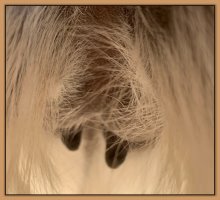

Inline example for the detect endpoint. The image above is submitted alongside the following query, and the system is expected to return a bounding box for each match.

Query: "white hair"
[6,6,214,194]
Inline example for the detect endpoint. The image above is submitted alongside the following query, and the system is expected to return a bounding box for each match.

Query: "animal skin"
[6,6,214,194]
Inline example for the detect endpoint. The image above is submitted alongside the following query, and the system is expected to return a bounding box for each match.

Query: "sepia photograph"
[5,5,215,195]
